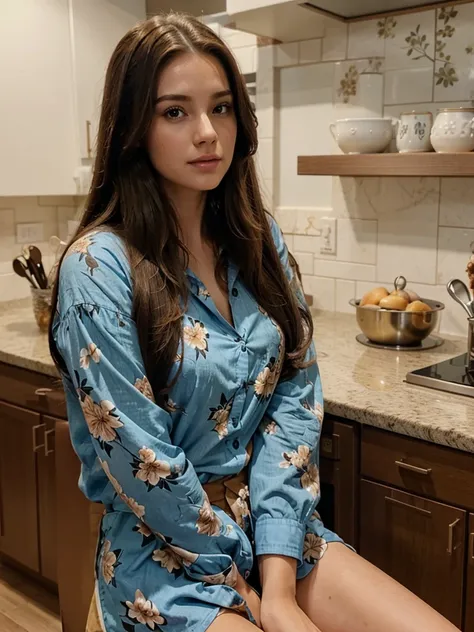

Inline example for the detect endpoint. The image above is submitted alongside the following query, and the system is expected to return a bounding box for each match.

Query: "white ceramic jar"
[430,108,474,153]
[396,111,433,153]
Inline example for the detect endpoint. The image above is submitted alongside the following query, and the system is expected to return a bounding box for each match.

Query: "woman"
[49,13,458,632]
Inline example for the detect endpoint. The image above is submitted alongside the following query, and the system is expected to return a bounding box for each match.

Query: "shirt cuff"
[254,517,305,561]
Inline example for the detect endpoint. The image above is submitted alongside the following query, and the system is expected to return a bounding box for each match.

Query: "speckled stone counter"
[0,298,57,377]
[1,300,473,452]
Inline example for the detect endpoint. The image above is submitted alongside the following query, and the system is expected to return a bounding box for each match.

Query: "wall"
[146,0,225,16]
[0,197,82,302]
[255,2,474,337]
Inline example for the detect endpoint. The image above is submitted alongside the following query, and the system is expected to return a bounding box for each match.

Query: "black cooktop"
[406,353,474,398]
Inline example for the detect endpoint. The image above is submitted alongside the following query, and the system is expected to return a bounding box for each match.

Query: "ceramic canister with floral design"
[430,108,474,153]
[396,111,433,153]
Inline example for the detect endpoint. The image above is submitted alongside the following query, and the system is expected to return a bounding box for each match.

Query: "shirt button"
[241,344,247,352]
[232,288,239,297]
[232,439,240,449]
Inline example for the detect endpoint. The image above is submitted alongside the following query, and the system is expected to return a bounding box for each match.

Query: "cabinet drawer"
[0,362,66,418]
[361,426,474,511]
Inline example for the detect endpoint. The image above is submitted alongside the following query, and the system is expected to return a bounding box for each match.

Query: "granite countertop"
[1,298,473,452]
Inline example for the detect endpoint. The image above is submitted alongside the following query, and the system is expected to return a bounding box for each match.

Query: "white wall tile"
[347,20,385,59]
[433,3,474,102]
[255,137,273,182]
[301,275,336,311]
[233,46,257,74]
[336,279,356,313]
[322,21,348,61]
[294,234,319,253]
[278,63,335,209]
[377,221,438,284]
[314,259,376,281]
[384,67,434,105]
[332,177,381,220]
[384,10,435,71]
[256,46,276,94]
[337,218,377,264]
[283,233,294,250]
[275,208,297,233]
[294,251,314,275]
[437,227,474,285]
[440,178,474,228]
[275,43,299,68]
[372,178,439,284]
[299,39,322,65]
[256,97,275,139]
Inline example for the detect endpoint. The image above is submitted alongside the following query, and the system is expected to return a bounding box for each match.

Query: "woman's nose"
[194,114,217,145]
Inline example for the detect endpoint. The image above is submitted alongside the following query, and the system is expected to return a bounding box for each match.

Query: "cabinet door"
[0,401,41,572]
[0,0,77,195]
[465,514,474,632]
[71,0,146,159]
[319,418,359,549]
[360,479,465,628]
[37,416,58,583]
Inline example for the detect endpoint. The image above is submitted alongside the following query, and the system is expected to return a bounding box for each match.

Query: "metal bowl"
[349,298,445,346]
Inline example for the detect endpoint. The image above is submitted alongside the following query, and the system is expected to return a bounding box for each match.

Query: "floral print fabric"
[53,217,343,632]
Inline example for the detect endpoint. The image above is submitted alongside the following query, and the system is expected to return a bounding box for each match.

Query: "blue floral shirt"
[53,216,341,631]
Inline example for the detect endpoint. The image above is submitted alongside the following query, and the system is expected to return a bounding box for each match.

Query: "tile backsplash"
[0,197,82,301]
[254,2,474,337]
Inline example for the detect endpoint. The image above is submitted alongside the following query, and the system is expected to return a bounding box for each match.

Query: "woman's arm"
[249,218,323,606]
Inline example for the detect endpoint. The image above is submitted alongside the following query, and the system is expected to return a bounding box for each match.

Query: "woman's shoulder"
[57,228,134,317]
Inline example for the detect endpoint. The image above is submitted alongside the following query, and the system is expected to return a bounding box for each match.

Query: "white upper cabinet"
[0,0,77,196]
[70,0,146,160]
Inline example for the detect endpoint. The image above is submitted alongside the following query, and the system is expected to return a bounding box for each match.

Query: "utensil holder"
[467,318,474,371]
[31,287,52,332]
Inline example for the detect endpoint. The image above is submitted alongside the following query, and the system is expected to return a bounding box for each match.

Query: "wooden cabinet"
[319,418,359,549]
[70,0,146,160]
[465,514,474,632]
[360,479,466,628]
[37,416,58,583]
[0,401,41,573]
[0,363,66,585]
[0,0,77,195]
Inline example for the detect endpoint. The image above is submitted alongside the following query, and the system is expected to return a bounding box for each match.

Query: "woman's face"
[147,52,237,195]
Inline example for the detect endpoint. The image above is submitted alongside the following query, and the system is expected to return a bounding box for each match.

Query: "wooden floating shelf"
[297,153,474,177]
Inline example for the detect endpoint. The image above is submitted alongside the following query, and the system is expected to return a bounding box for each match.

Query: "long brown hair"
[48,12,313,397]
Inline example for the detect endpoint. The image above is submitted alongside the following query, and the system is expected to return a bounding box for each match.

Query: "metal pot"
[350,276,445,346]
[349,298,444,345]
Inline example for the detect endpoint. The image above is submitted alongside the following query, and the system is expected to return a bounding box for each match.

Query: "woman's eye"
[164,107,185,120]
[214,102,233,115]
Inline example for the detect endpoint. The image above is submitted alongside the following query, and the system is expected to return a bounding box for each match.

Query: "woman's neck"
[165,182,207,251]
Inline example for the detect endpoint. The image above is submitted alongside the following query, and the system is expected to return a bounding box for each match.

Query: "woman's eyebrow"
[155,89,232,104]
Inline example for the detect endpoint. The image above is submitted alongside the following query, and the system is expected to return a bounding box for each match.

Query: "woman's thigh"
[207,611,260,631]
[296,542,459,632]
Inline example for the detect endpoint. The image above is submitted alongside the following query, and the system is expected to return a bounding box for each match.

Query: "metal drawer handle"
[395,460,432,475]
[385,495,432,516]
[469,533,474,561]
[32,423,46,451]
[44,428,55,456]
[35,387,53,399]
[447,518,461,555]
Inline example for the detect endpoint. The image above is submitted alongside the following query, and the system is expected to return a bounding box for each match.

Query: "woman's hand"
[235,572,262,627]
[260,595,321,632]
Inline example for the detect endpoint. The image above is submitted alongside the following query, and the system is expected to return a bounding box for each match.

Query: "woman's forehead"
[156,52,230,98]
